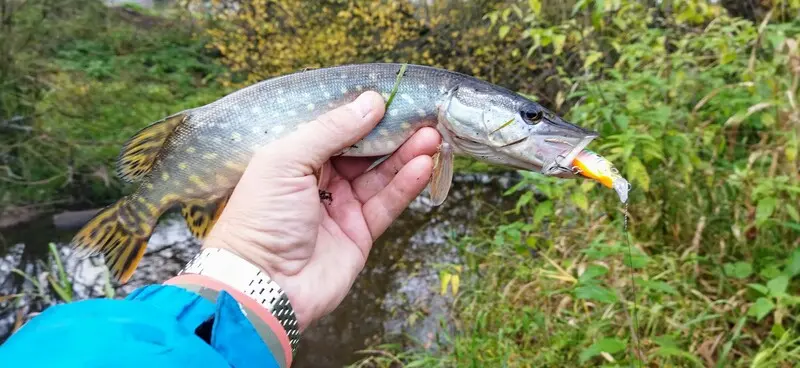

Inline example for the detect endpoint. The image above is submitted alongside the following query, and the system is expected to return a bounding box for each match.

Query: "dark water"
[0,173,518,367]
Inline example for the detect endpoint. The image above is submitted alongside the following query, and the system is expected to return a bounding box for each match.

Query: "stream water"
[0,172,518,367]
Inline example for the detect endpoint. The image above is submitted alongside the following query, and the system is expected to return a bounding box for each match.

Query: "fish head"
[436,82,599,177]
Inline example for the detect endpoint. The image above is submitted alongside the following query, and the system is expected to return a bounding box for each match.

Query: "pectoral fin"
[429,143,454,206]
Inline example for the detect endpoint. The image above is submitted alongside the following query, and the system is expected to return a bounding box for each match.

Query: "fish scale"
[71,63,626,282]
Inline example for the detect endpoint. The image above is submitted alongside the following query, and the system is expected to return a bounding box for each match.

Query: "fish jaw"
[435,83,599,175]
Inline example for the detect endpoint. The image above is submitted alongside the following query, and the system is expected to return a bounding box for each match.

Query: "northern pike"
[71,63,629,282]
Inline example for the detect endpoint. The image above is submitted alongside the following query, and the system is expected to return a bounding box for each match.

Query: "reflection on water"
[0,173,518,367]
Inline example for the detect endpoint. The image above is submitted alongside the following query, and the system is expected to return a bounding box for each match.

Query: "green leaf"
[627,156,650,192]
[748,283,769,295]
[748,297,774,321]
[533,200,553,226]
[767,275,789,297]
[723,262,753,279]
[579,337,626,363]
[654,347,705,367]
[786,248,800,277]
[579,265,608,283]
[637,279,678,295]
[755,197,777,226]
[516,191,534,212]
[583,51,603,69]
[498,25,511,39]
[571,190,589,211]
[528,0,541,14]
[786,204,800,223]
[575,284,618,303]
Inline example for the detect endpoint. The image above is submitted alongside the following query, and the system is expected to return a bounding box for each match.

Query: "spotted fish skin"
[72,63,602,282]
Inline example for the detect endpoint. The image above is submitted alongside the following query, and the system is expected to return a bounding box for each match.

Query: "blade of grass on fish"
[490,118,516,135]
[385,63,408,110]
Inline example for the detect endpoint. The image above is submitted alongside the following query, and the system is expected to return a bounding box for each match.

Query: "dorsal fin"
[116,113,188,182]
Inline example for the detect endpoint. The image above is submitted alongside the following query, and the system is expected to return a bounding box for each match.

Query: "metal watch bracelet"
[179,247,300,354]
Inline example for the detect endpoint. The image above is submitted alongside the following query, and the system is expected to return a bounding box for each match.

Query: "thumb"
[258,91,386,174]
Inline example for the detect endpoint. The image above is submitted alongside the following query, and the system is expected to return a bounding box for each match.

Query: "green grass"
[0,0,229,211]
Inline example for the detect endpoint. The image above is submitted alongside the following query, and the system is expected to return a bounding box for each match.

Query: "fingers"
[350,127,441,202]
[262,92,386,174]
[362,155,434,241]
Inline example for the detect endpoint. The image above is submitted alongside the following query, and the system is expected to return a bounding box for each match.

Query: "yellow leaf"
[440,272,452,295]
[451,274,460,295]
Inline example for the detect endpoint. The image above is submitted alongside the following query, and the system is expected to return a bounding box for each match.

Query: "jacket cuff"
[164,274,293,368]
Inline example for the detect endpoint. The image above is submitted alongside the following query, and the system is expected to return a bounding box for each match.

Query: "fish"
[70,63,625,282]
[571,149,631,203]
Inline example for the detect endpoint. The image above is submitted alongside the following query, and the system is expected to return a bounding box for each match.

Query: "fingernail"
[350,92,378,117]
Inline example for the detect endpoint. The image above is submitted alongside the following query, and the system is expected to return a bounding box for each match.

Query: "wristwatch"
[179,247,300,354]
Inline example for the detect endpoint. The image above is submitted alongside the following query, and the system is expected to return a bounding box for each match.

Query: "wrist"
[201,234,314,331]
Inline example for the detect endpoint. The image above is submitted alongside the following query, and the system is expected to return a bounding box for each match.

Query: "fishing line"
[622,201,643,367]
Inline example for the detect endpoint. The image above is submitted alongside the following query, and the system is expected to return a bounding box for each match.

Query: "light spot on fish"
[340,87,348,94]
[186,147,196,154]
[355,85,363,91]
[328,102,336,108]
[400,122,411,129]
[340,74,347,79]
[401,94,414,104]
[389,110,399,117]
[161,173,170,181]
[439,85,447,93]
[417,108,426,117]
[146,183,154,190]
[251,126,262,134]
[306,103,315,111]
[189,175,210,191]
[215,174,231,187]
[231,132,242,142]
[178,162,188,170]
[379,129,390,136]
[369,73,377,80]
[302,92,310,98]
[277,97,286,104]
[288,110,298,117]
[185,188,195,194]
[324,91,331,98]
[273,125,285,134]
[251,106,262,114]
[418,84,426,89]
[203,152,218,160]
[225,161,245,171]
[137,197,147,204]
[214,137,222,144]
[277,89,284,94]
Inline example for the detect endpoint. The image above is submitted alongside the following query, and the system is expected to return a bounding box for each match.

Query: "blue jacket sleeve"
[0,284,281,368]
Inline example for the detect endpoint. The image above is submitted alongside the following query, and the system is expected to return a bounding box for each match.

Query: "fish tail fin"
[71,193,163,283]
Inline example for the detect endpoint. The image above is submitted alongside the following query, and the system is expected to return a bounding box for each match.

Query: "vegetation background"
[1,0,799,366]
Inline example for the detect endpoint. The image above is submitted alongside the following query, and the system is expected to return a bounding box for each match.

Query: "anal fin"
[180,195,230,239]
[429,142,454,206]
[117,112,188,182]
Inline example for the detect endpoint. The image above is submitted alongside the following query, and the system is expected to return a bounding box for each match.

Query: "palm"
[205,127,441,330]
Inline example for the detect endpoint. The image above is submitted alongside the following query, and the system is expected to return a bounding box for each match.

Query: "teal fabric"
[0,284,281,368]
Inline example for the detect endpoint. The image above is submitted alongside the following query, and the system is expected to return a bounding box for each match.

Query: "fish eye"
[521,110,543,125]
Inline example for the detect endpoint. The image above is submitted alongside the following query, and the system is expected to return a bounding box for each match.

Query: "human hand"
[203,91,442,331]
